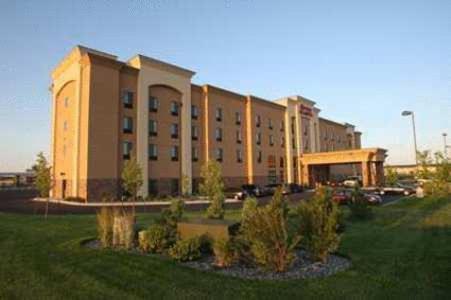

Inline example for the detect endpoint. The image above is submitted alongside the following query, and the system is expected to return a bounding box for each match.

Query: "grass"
[1,196,451,299]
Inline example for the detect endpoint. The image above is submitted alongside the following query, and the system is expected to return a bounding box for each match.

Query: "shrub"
[348,187,373,220]
[96,206,114,248]
[32,152,52,197]
[297,187,340,263]
[213,238,237,267]
[155,198,184,244]
[112,208,135,249]
[200,161,225,219]
[240,188,300,272]
[169,236,202,262]
[145,224,170,253]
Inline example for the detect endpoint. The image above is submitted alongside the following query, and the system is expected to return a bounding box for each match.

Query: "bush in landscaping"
[139,224,170,253]
[155,198,185,244]
[240,188,300,272]
[348,187,373,220]
[213,238,237,267]
[296,187,340,263]
[112,208,135,249]
[32,152,52,197]
[169,236,202,262]
[200,161,225,219]
[96,206,114,248]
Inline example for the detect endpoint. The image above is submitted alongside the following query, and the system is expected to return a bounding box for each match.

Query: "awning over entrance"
[299,148,387,187]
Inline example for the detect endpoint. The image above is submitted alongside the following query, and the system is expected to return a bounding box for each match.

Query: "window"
[281,136,285,147]
[256,115,261,127]
[148,144,158,160]
[123,117,133,134]
[280,121,284,132]
[170,179,179,195]
[192,125,198,140]
[216,107,223,121]
[236,130,242,144]
[191,105,199,119]
[171,124,178,139]
[149,120,157,136]
[215,127,223,142]
[235,112,241,125]
[149,96,158,112]
[280,157,284,168]
[148,179,158,196]
[292,138,296,149]
[170,101,179,116]
[257,150,262,163]
[269,134,274,146]
[64,97,69,108]
[216,148,223,162]
[268,118,273,130]
[236,149,243,163]
[291,117,296,133]
[256,132,262,145]
[170,146,179,161]
[123,142,132,160]
[192,147,199,162]
[122,90,133,109]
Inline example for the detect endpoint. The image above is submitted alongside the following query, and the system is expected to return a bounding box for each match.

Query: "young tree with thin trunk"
[200,160,225,219]
[33,152,52,198]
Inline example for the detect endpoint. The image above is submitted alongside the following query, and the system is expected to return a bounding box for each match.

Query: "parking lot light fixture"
[401,110,418,166]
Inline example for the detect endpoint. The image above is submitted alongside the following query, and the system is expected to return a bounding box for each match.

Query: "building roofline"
[319,117,348,128]
[130,54,196,78]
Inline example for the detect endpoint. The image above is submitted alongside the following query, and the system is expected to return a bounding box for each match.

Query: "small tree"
[121,157,143,202]
[297,187,340,262]
[385,167,399,187]
[33,152,52,197]
[181,173,191,197]
[417,150,433,180]
[240,188,300,272]
[427,152,451,197]
[200,161,225,219]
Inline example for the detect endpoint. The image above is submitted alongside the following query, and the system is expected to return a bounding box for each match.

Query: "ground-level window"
[192,147,199,162]
[170,179,179,195]
[148,144,158,160]
[268,170,277,184]
[148,179,158,196]
[123,141,132,160]
[216,148,223,162]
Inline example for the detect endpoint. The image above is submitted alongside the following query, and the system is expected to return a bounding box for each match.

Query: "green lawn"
[1,196,451,299]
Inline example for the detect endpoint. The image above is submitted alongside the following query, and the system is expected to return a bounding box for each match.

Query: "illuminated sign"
[300,104,313,117]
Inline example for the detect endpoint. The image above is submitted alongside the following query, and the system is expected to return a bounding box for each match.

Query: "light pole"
[443,133,448,159]
[402,110,418,165]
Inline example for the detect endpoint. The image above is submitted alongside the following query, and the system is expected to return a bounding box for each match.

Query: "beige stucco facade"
[50,45,383,201]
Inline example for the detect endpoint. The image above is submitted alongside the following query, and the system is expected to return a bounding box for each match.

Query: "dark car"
[224,187,246,200]
[378,183,415,196]
[265,183,282,195]
[241,184,266,198]
[288,183,303,194]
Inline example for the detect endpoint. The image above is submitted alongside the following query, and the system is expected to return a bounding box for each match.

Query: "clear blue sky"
[1,0,450,171]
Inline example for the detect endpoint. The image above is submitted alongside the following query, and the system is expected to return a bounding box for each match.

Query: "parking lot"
[0,188,407,216]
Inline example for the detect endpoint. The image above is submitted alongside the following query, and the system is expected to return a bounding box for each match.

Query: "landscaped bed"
[0,195,450,299]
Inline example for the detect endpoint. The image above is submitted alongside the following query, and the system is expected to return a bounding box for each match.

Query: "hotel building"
[50,46,385,201]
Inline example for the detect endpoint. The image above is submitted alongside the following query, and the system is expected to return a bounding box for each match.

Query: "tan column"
[301,163,310,187]
[361,161,370,187]
[375,162,385,186]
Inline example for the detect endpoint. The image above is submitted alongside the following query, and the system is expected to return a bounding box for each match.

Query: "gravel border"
[84,239,351,281]
[182,250,351,281]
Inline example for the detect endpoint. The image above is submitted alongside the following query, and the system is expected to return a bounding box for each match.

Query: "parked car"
[378,183,415,196]
[224,187,246,200]
[364,193,383,205]
[287,183,303,194]
[264,184,278,195]
[343,176,362,188]
[332,189,353,204]
[241,184,267,198]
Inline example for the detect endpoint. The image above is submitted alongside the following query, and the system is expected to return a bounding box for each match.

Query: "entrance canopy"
[300,148,387,187]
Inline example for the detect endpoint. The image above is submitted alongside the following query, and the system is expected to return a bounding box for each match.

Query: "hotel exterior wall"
[203,86,248,187]
[247,96,286,186]
[50,46,373,200]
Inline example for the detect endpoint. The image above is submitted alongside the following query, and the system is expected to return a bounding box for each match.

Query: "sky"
[0,0,450,172]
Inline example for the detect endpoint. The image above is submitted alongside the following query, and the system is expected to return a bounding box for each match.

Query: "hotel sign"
[300,105,313,117]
